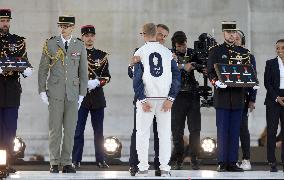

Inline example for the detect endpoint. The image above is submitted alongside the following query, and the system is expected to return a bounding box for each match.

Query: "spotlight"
[13,136,26,159]
[199,137,217,160]
[0,150,8,178]
[104,136,122,158]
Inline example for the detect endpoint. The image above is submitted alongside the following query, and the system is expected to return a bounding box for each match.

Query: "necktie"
[65,41,68,52]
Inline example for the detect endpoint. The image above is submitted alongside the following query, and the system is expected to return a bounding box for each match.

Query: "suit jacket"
[264,57,282,104]
[38,36,88,101]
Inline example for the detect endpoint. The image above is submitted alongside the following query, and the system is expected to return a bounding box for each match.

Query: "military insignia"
[8,44,17,52]
[94,59,101,67]
[71,52,80,57]
[222,55,227,59]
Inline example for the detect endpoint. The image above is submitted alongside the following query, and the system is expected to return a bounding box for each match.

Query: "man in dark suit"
[264,39,284,172]
[72,25,111,169]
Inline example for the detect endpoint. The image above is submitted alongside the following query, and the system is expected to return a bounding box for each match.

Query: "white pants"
[136,99,171,171]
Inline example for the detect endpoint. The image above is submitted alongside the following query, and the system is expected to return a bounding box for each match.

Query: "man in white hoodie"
[133,22,180,177]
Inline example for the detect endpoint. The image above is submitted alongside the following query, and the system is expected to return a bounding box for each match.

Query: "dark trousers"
[72,107,105,163]
[129,106,160,169]
[216,108,242,164]
[171,92,201,161]
[0,107,19,157]
[266,94,284,163]
[240,97,250,160]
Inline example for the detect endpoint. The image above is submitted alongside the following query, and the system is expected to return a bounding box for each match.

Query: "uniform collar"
[86,47,95,51]
[61,34,72,45]
[224,41,235,48]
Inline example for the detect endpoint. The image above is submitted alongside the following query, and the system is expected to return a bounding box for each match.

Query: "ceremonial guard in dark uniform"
[72,25,111,168]
[207,21,257,172]
[0,9,33,173]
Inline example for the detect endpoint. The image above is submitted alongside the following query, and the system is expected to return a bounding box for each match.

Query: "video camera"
[194,33,217,107]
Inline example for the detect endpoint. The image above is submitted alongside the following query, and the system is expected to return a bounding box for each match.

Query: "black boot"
[97,161,109,168]
[6,166,16,173]
[269,162,278,172]
[62,165,76,173]
[227,163,244,172]
[217,162,226,172]
[172,158,183,170]
[191,157,200,170]
[155,168,161,176]
[129,166,138,176]
[72,161,81,169]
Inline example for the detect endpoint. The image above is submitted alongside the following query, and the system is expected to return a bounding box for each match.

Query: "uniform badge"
[222,55,227,59]
[94,59,101,67]
[236,55,243,64]
[8,44,17,52]
[71,52,80,57]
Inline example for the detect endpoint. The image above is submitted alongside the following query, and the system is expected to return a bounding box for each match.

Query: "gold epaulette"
[208,44,221,51]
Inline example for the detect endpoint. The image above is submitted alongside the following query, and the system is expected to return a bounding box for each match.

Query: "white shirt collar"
[278,56,283,66]
[61,34,72,45]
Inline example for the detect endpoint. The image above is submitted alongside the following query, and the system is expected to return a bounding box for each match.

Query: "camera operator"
[170,31,205,170]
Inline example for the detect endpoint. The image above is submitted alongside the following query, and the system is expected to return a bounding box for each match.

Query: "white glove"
[215,80,227,88]
[0,67,3,74]
[40,92,49,105]
[78,95,84,110]
[253,85,260,90]
[88,79,100,90]
[23,67,33,77]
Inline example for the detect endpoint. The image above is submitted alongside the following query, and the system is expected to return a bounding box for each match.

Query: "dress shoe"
[6,166,16,173]
[97,161,109,168]
[191,158,200,170]
[49,165,59,173]
[269,162,278,172]
[172,161,183,170]
[62,165,76,173]
[129,166,138,176]
[172,158,183,170]
[155,168,161,176]
[227,164,244,172]
[72,161,81,169]
[217,163,226,172]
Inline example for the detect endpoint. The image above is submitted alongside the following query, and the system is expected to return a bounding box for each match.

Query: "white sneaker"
[240,159,252,170]
[161,170,171,177]
[136,170,148,177]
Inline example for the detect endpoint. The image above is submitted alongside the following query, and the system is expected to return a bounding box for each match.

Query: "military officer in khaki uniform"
[38,15,88,173]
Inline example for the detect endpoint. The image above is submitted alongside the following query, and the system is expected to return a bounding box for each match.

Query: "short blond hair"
[142,23,156,37]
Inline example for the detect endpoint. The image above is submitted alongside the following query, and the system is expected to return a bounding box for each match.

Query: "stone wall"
[1,0,284,160]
